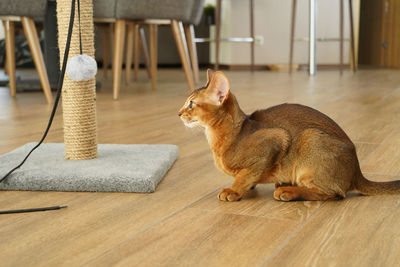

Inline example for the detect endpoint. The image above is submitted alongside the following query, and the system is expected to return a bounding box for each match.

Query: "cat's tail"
[354,172,400,195]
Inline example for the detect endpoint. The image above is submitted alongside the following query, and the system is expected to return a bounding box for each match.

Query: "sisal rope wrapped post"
[57,0,98,160]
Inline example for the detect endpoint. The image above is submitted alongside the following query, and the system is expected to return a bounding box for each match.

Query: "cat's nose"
[178,112,182,117]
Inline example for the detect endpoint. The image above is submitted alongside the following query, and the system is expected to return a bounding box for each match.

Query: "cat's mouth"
[183,120,200,128]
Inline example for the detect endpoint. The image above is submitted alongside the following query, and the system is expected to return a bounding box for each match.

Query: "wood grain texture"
[354,142,379,163]
[171,20,194,91]
[349,0,357,71]
[0,69,400,266]
[87,208,301,267]
[3,20,16,97]
[193,185,321,222]
[362,129,400,175]
[112,19,126,100]
[149,24,158,90]
[385,0,400,68]
[264,175,400,267]
[21,17,53,104]
[184,24,199,85]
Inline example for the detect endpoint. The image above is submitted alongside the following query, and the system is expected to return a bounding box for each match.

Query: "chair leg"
[289,0,296,73]
[249,0,255,71]
[339,0,344,74]
[2,21,8,76]
[21,17,53,104]
[348,0,357,72]
[133,24,140,81]
[102,25,109,78]
[112,19,126,100]
[184,24,199,85]
[215,0,221,70]
[171,20,194,91]
[4,20,16,97]
[125,22,135,84]
[139,26,152,80]
[309,0,317,75]
[149,24,158,89]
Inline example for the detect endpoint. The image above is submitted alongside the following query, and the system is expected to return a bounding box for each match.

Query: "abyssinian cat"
[179,69,400,202]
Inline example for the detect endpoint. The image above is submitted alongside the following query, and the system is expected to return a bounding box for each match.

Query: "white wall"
[209,0,359,65]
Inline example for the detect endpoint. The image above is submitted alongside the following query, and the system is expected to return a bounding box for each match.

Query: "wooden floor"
[1,69,400,266]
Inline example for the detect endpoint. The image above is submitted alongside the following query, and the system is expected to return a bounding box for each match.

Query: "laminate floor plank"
[263,175,400,267]
[0,69,399,266]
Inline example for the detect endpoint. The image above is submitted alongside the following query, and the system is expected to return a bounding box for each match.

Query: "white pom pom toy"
[66,54,97,81]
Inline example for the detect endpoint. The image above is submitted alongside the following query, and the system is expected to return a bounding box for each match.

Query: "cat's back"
[249,103,351,142]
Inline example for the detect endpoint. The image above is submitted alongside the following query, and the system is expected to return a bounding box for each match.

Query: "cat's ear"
[206,69,214,86]
[207,71,230,105]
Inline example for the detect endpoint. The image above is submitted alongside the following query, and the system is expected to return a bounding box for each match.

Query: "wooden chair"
[94,0,153,99]
[110,0,205,99]
[141,0,205,91]
[93,0,204,99]
[94,20,152,83]
[125,22,152,84]
[111,19,160,99]
[133,19,197,91]
[141,0,205,89]
[0,10,53,104]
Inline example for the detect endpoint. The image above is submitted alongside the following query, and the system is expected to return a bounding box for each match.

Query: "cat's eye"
[187,101,195,109]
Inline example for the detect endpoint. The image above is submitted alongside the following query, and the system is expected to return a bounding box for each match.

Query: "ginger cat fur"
[179,70,400,202]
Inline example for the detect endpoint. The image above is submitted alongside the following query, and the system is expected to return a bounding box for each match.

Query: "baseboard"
[97,61,352,71]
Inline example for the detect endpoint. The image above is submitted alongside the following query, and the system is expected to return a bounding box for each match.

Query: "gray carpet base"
[0,143,178,193]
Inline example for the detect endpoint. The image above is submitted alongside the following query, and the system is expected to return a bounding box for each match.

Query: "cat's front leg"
[218,169,262,201]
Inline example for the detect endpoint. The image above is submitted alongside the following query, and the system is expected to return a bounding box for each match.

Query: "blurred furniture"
[93,0,152,81]
[184,0,206,85]
[0,0,53,103]
[124,22,152,84]
[289,0,357,75]
[359,0,400,68]
[92,0,117,79]
[93,0,145,99]
[94,21,152,81]
[111,0,204,99]
[142,0,205,89]
[212,0,255,71]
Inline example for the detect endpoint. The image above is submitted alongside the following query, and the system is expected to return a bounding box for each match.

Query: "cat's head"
[178,69,231,128]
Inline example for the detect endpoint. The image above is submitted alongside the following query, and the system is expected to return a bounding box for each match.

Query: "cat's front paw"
[218,188,242,201]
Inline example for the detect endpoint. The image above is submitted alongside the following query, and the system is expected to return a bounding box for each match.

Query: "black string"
[0,206,67,214]
[0,0,79,214]
[77,0,83,55]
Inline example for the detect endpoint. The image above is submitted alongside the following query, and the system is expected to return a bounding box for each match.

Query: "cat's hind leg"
[273,186,341,201]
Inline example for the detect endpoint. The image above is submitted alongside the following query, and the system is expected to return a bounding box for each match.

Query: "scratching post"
[0,0,179,194]
[56,0,98,160]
